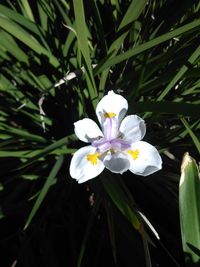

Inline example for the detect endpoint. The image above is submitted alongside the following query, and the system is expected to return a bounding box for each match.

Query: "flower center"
[127,149,140,160]
[86,152,100,165]
[104,112,116,118]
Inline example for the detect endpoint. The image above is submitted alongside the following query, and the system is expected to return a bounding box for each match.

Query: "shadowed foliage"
[0,0,200,266]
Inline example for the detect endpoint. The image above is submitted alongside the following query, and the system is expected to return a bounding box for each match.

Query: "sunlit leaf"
[179,153,200,264]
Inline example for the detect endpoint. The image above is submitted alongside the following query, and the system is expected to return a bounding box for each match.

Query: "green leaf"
[0,31,28,63]
[157,44,200,101]
[0,4,50,50]
[18,134,76,169]
[24,155,64,229]
[0,4,39,34]
[180,118,200,154]
[113,0,148,47]
[0,150,32,158]
[187,243,200,258]
[0,16,59,67]
[0,183,4,191]
[19,0,35,22]
[73,0,97,101]
[0,125,46,143]
[95,19,200,74]
[101,174,141,231]
[21,174,39,180]
[99,0,148,92]
[179,153,200,263]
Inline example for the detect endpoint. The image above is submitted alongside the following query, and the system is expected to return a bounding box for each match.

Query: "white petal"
[70,146,105,183]
[96,90,128,125]
[74,118,103,143]
[127,141,162,176]
[119,115,146,143]
[102,117,119,140]
[103,151,130,174]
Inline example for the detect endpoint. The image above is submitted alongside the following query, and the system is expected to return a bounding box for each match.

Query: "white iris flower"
[70,91,162,183]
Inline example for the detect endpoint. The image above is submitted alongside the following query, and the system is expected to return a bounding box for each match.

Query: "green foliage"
[179,153,200,265]
[0,0,200,266]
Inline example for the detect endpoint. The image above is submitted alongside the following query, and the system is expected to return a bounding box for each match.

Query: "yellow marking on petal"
[127,149,140,160]
[86,152,100,165]
[104,112,116,118]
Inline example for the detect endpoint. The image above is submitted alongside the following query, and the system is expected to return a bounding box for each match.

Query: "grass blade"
[19,0,35,22]
[95,19,200,74]
[99,0,148,91]
[18,134,76,169]
[0,31,28,63]
[101,174,141,231]
[0,16,59,67]
[157,45,200,101]
[24,155,64,229]
[179,153,200,264]
[73,0,97,101]
[180,117,200,154]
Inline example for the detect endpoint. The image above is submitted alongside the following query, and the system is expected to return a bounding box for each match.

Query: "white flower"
[70,91,162,183]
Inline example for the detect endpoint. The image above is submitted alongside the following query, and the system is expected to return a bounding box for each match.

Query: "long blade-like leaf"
[181,118,200,154]
[95,19,200,74]
[0,16,59,67]
[179,153,200,264]
[99,0,148,92]
[101,174,141,231]
[73,0,97,102]
[24,155,64,229]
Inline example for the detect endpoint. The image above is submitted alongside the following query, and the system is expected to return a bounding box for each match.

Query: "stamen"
[127,149,140,160]
[104,112,116,118]
[86,152,100,165]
